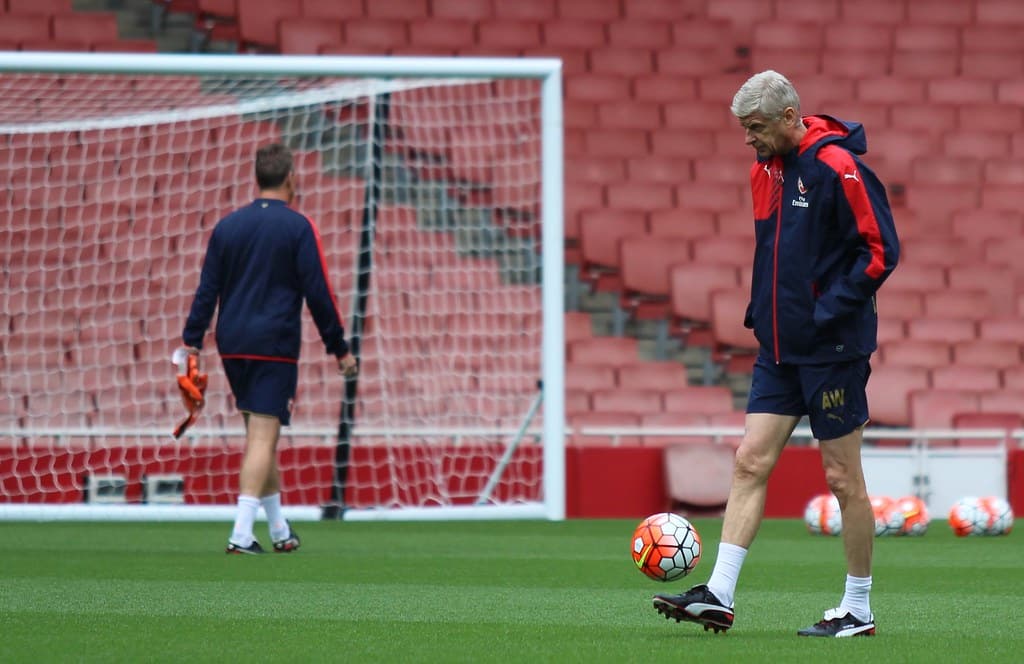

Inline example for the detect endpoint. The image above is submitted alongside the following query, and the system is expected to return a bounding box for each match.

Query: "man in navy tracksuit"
[182,143,357,554]
[654,71,899,637]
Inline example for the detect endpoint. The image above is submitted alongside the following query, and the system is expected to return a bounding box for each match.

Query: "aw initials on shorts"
[821,388,845,410]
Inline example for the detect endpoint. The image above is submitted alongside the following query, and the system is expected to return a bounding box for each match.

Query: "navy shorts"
[221,358,298,426]
[746,355,871,441]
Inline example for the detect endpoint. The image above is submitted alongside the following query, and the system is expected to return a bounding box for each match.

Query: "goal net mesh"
[0,70,545,512]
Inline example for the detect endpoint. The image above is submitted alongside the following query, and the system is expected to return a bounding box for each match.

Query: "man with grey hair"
[653,71,899,637]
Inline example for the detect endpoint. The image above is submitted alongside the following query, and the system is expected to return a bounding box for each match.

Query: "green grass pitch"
[1,518,1020,663]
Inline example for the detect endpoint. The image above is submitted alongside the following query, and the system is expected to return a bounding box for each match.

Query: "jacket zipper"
[772,163,782,364]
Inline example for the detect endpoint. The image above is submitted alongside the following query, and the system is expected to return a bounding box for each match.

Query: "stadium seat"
[909,389,980,429]
[591,389,665,416]
[541,19,606,49]
[648,209,717,239]
[879,339,952,369]
[983,237,1024,268]
[923,290,994,320]
[901,237,984,266]
[93,39,160,53]
[690,235,754,268]
[568,412,642,447]
[564,312,594,344]
[0,14,49,45]
[565,364,617,393]
[617,361,689,392]
[866,364,930,427]
[662,386,735,415]
[578,210,646,293]
[891,51,958,78]
[962,25,1022,52]
[951,411,1023,447]
[1002,366,1024,390]
[883,263,946,292]
[51,12,120,46]
[279,18,342,54]
[715,208,755,238]
[906,318,976,344]
[237,0,300,50]
[7,0,71,13]
[877,289,925,322]
[663,442,734,509]
[639,412,713,447]
[979,390,1024,419]
[709,287,758,373]
[953,339,1022,368]
[569,337,641,366]
[876,318,906,345]
[476,20,542,50]
[618,236,693,324]
[979,318,1024,343]
[298,0,363,19]
[669,262,740,343]
[976,0,1024,24]
[931,365,1001,392]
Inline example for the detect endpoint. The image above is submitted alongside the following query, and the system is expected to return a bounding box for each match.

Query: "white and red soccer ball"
[803,493,842,536]
[894,495,930,536]
[948,496,1014,536]
[870,495,906,537]
[631,512,702,582]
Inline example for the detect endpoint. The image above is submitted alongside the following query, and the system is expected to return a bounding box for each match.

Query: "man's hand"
[338,352,358,378]
[173,348,208,438]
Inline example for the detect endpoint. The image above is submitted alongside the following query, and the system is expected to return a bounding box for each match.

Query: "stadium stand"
[6,0,1024,446]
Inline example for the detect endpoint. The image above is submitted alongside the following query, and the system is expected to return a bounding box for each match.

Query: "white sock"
[229,495,261,546]
[261,493,290,541]
[705,542,747,608]
[839,575,872,622]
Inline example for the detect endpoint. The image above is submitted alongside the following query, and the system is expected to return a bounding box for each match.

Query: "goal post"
[0,52,565,521]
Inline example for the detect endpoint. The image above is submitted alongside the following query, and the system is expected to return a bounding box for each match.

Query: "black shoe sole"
[653,597,733,633]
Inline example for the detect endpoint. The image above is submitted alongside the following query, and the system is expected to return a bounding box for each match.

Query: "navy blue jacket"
[745,115,900,364]
[182,198,349,362]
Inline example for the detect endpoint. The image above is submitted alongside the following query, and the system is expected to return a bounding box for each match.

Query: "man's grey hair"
[730,70,801,119]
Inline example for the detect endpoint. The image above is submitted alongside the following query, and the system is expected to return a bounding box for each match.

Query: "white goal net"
[0,54,564,520]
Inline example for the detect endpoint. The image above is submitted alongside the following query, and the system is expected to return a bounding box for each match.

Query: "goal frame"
[0,52,565,522]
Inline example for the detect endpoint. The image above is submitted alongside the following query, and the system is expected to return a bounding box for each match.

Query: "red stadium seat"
[93,39,160,52]
[952,412,1023,447]
[618,236,692,324]
[669,262,740,342]
[564,312,594,344]
[953,339,1022,368]
[900,237,984,267]
[648,209,717,239]
[476,20,542,50]
[569,337,641,366]
[931,365,1001,392]
[541,19,606,49]
[710,287,758,373]
[879,340,951,369]
[565,364,617,393]
[578,210,647,292]
[877,290,925,322]
[568,412,642,447]
[617,361,689,392]
[909,389,979,429]
[640,412,714,447]
[664,442,735,508]
[906,318,976,344]
[923,290,994,320]
[8,0,71,13]
[237,0,300,50]
[877,318,906,344]
[883,264,946,292]
[279,18,342,54]
[592,389,665,416]
[662,386,735,415]
[891,51,958,78]
[300,0,363,19]
[690,235,754,268]
[51,12,120,46]
[608,19,673,48]
[979,390,1024,416]
[0,14,50,45]
[979,318,1024,343]
[866,364,930,427]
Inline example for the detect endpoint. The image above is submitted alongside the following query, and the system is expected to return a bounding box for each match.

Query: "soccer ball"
[871,495,904,537]
[894,495,930,536]
[948,496,987,537]
[977,496,1014,536]
[803,493,842,536]
[631,512,701,582]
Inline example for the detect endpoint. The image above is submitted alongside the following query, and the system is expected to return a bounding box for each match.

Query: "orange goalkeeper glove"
[173,349,208,439]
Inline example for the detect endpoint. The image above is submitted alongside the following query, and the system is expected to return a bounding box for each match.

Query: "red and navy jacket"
[182,198,349,362]
[744,115,899,364]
